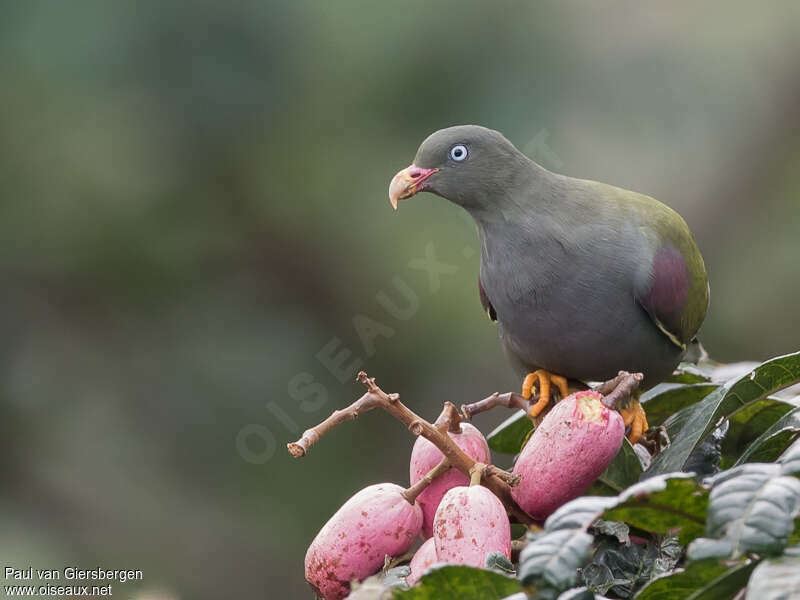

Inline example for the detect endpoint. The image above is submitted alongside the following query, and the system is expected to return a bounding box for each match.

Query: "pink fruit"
[432,485,511,567]
[511,390,625,520]
[305,483,423,600]
[409,422,491,538]
[407,537,439,586]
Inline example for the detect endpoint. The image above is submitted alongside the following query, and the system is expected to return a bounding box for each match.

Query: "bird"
[388,125,709,444]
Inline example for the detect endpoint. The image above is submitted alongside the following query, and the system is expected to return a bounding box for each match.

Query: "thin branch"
[594,371,644,409]
[460,392,530,421]
[401,457,450,504]
[288,371,537,526]
[435,401,462,434]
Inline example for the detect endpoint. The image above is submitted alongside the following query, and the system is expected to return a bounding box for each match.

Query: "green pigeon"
[389,125,709,442]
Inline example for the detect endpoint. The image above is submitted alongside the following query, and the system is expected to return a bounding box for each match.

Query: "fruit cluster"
[303,389,625,599]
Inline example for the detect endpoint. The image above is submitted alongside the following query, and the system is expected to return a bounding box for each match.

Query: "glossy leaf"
[688,463,800,559]
[721,398,796,468]
[582,534,681,598]
[487,410,532,454]
[634,558,754,600]
[734,407,800,466]
[665,364,712,384]
[745,545,800,600]
[779,438,800,475]
[545,496,619,532]
[640,383,717,428]
[596,438,644,493]
[602,475,708,545]
[395,565,521,599]
[646,351,800,477]
[519,529,593,593]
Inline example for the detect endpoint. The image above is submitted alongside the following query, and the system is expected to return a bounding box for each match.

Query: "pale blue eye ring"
[449,144,468,161]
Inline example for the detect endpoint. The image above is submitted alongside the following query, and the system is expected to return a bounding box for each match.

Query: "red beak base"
[388,165,439,210]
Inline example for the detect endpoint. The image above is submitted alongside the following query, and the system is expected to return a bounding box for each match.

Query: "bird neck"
[466,159,562,228]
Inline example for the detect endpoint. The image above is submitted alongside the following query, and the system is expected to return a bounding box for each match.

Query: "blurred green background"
[1,1,799,598]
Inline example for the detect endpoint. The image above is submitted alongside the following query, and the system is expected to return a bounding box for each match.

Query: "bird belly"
[495,282,681,385]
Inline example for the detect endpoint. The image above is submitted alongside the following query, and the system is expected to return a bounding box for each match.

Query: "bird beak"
[388,165,439,210]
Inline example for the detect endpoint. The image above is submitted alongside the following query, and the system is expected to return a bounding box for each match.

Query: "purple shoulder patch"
[645,245,690,318]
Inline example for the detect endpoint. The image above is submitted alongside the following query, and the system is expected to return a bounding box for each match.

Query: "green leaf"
[646,351,800,477]
[745,546,800,600]
[558,588,608,600]
[687,463,800,559]
[640,383,718,428]
[545,496,620,532]
[590,519,630,544]
[485,551,515,575]
[666,364,712,384]
[721,399,796,468]
[596,438,644,493]
[634,558,754,600]
[519,529,594,593]
[779,438,800,475]
[487,410,532,454]
[395,565,521,599]
[582,534,681,598]
[602,475,709,545]
[734,407,800,467]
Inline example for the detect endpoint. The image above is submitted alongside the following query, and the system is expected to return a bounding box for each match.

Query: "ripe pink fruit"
[407,537,439,586]
[305,483,423,600]
[432,485,511,567]
[511,390,624,520]
[409,422,491,538]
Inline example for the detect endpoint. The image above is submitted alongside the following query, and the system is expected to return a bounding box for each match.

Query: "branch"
[401,457,450,504]
[288,371,537,526]
[594,371,644,409]
[460,392,530,421]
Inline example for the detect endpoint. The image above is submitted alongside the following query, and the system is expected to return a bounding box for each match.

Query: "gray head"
[389,125,530,212]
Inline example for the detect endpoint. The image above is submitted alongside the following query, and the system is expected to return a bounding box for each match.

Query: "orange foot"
[619,399,649,445]
[522,370,569,418]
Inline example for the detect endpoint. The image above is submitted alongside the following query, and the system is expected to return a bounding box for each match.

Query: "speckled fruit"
[409,422,491,538]
[432,485,511,567]
[511,390,624,520]
[304,483,423,600]
[406,538,439,586]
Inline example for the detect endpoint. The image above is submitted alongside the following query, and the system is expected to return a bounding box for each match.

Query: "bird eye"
[449,144,468,162]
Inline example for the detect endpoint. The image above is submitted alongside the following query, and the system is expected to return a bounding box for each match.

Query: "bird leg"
[617,393,649,445]
[522,370,569,418]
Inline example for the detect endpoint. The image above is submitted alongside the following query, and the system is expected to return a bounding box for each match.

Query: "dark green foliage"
[395,565,521,599]
[640,383,717,428]
[519,529,594,598]
[683,422,727,478]
[601,476,708,545]
[581,535,681,598]
[720,398,796,468]
[392,354,800,600]
[488,410,534,454]
[734,407,800,467]
[633,558,756,600]
[688,463,800,560]
[646,351,800,477]
[745,545,800,600]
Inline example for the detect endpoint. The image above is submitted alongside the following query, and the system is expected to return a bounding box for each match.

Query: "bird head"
[389,125,526,211]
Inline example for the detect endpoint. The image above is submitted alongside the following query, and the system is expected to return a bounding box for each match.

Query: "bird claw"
[522,370,569,418]
[619,399,649,444]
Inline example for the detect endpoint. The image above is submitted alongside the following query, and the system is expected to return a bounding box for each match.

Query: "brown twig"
[401,457,450,504]
[288,371,537,526]
[435,401,462,434]
[460,392,530,421]
[594,371,644,409]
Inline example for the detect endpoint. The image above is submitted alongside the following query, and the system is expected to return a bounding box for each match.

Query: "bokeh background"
[1,1,799,598]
